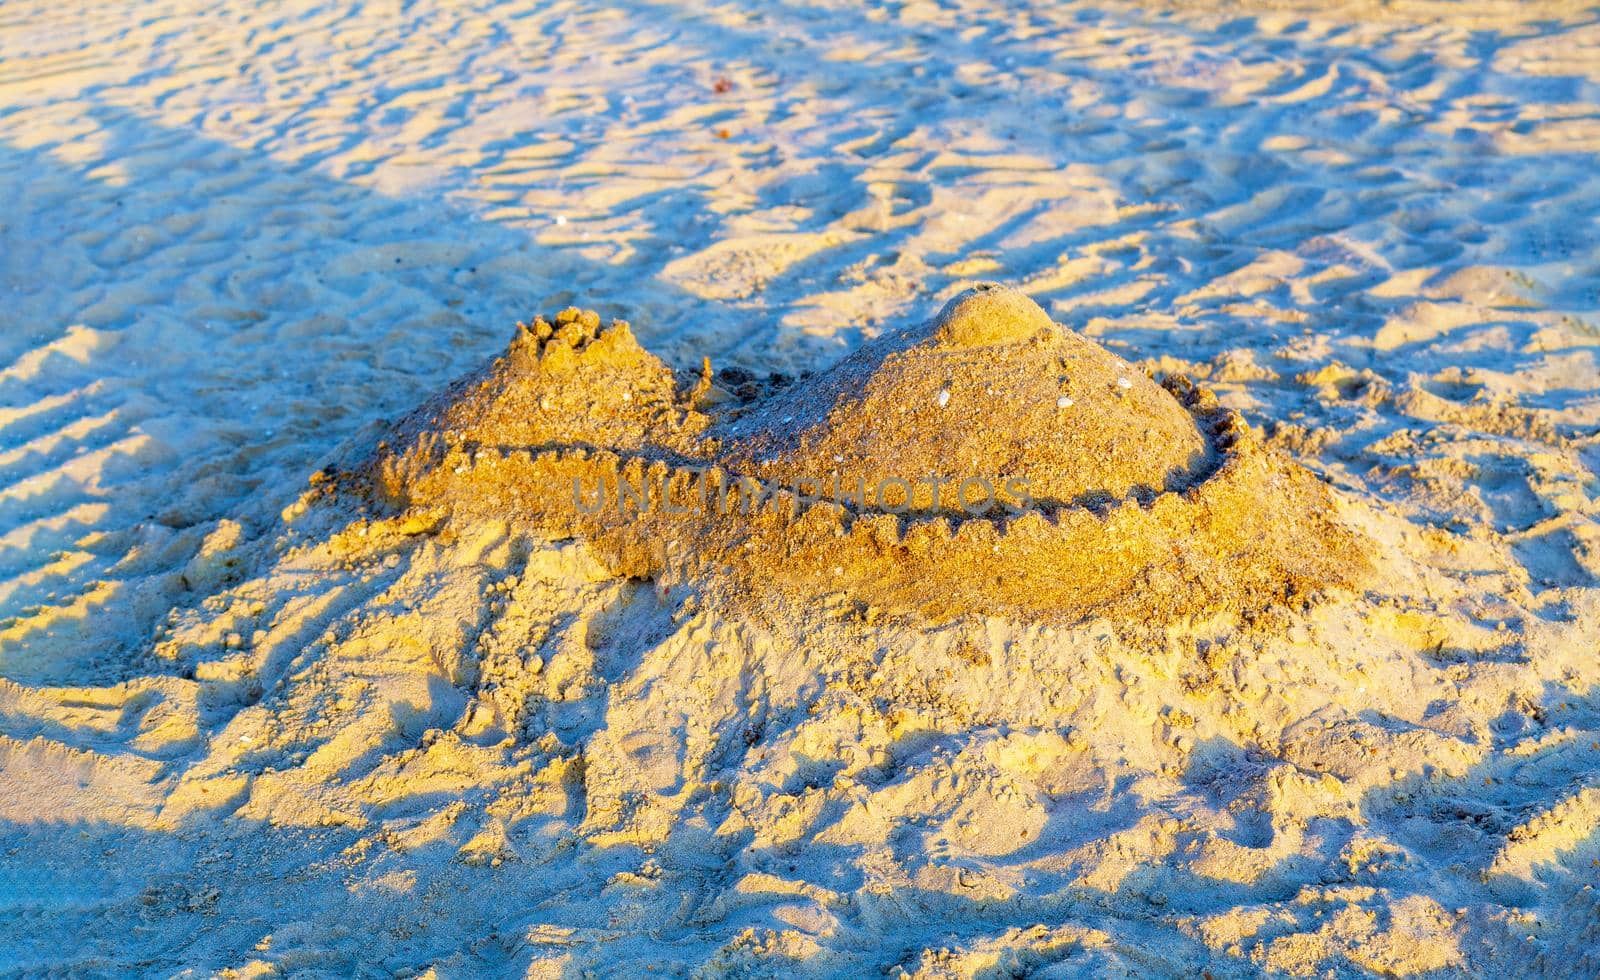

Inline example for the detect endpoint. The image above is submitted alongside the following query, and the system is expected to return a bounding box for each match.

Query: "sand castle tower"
[724,282,1213,512]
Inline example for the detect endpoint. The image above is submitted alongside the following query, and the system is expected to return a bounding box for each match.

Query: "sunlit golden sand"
[1,0,1598,975]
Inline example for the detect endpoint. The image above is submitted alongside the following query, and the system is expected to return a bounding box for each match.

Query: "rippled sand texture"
[2,1,1599,976]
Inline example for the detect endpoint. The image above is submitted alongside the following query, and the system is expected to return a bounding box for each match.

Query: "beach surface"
[2,0,1599,975]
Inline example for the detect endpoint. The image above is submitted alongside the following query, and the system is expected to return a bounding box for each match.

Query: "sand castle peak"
[930,282,1057,348]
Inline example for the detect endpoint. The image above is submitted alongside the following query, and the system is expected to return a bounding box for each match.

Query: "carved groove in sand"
[347,285,1370,621]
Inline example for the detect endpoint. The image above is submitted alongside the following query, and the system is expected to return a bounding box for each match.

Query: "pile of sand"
[347,286,1370,623]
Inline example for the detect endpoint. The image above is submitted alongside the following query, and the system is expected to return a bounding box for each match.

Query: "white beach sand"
[1,0,1598,975]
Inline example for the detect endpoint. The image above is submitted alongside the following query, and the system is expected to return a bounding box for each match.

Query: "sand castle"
[348,285,1370,622]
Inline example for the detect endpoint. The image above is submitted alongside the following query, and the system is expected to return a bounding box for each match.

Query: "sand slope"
[1,0,1599,976]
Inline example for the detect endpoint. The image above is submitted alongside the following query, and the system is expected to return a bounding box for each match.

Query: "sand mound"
[345,286,1369,622]
[726,283,1211,509]
[375,305,706,474]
